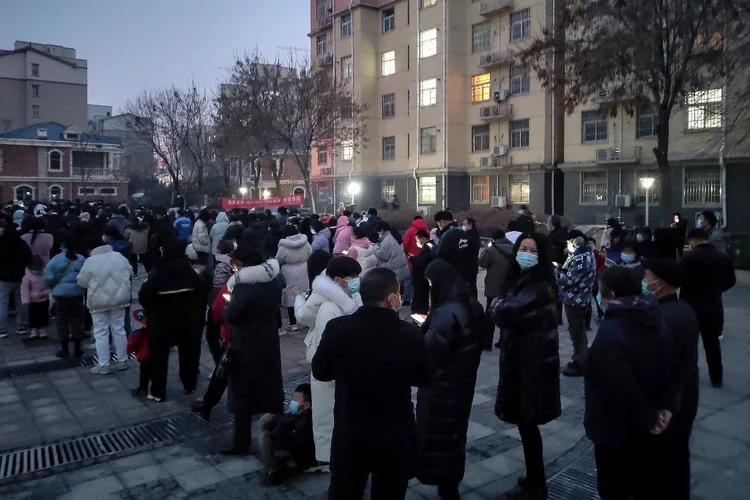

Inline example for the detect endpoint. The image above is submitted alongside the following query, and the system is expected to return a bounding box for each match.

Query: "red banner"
[221,194,304,209]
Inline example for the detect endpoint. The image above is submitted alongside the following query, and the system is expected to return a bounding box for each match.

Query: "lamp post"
[346,181,361,205]
[640,177,655,227]
[239,186,248,199]
[262,189,271,200]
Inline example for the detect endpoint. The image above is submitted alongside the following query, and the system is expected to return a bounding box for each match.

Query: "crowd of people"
[0,199,737,500]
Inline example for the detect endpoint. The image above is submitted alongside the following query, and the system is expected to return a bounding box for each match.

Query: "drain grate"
[0,372,310,482]
[547,445,600,499]
[0,353,141,381]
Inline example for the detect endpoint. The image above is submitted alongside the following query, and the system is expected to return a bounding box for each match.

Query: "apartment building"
[0,41,88,133]
[309,0,750,233]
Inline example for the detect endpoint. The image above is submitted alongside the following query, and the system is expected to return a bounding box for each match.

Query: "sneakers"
[147,393,164,402]
[29,329,40,339]
[0,331,8,339]
[16,327,27,336]
[91,364,112,375]
[37,329,48,339]
[278,328,287,337]
[113,360,129,371]
[285,324,301,332]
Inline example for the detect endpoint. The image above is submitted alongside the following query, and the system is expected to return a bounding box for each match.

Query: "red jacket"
[127,328,150,361]
[403,218,429,271]
[212,282,232,343]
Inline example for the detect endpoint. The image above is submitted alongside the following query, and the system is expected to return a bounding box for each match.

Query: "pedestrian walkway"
[0,271,748,499]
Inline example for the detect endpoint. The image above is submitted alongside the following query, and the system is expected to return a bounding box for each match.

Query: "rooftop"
[0,122,121,146]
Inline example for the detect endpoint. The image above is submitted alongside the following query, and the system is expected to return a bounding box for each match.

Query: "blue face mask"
[289,400,301,415]
[636,234,645,243]
[621,253,636,264]
[641,281,654,297]
[346,277,360,295]
[516,251,539,270]
[596,293,607,312]
[696,219,703,229]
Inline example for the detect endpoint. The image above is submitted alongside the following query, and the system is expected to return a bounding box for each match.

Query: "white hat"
[33,204,47,218]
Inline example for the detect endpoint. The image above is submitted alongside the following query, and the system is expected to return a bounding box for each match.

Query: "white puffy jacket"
[191,219,211,253]
[77,245,133,313]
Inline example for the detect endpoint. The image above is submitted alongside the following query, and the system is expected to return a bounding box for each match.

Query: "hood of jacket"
[310,274,361,314]
[410,218,428,232]
[492,238,514,256]
[90,244,114,257]
[604,296,662,331]
[279,233,309,249]
[227,258,280,291]
[215,212,229,224]
[107,239,130,255]
[336,216,351,229]
[350,237,371,249]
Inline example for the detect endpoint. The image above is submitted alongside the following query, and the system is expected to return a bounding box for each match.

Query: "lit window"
[341,140,353,161]
[341,55,353,79]
[419,78,437,107]
[472,125,490,152]
[635,171,661,204]
[471,73,491,103]
[31,84,39,97]
[49,185,62,200]
[581,110,608,142]
[472,22,491,53]
[48,150,62,171]
[580,171,608,204]
[510,9,531,41]
[341,14,352,38]
[382,93,396,118]
[687,89,722,130]
[382,136,396,160]
[420,0,437,8]
[510,66,530,95]
[419,176,437,204]
[683,166,721,206]
[31,105,40,118]
[382,179,396,200]
[31,63,39,77]
[382,8,395,33]
[471,176,490,204]
[419,28,438,59]
[420,127,437,154]
[510,119,530,148]
[381,51,396,76]
[509,174,530,204]
[15,185,33,201]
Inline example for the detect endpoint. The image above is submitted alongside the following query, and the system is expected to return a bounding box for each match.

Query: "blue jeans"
[0,281,28,333]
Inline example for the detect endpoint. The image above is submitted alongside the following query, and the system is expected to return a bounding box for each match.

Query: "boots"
[73,341,83,358]
[56,342,70,358]
[221,417,251,456]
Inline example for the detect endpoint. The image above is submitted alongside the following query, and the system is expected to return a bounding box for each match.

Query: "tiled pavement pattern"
[0,269,749,499]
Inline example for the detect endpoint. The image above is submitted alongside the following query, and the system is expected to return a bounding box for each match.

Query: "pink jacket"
[346,237,371,260]
[333,216,354,256]
[21,232,54,266]
[21,269,50,304]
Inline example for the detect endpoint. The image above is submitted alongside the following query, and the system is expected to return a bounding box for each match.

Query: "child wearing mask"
[619,242,644,279]
[21,256,51,339]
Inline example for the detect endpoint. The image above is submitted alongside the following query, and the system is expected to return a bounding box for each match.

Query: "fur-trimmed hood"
[309,274,361,314]
[227,258,280,291]
[279,233,309,249]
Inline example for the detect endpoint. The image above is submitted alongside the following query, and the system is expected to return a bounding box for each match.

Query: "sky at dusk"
[0,0,310,111]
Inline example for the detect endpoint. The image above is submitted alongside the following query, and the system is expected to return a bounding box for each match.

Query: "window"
[15,185,33,201]
[687,89,722,131]
[420,0,437,8]
[471,73,491,103]
[31,105,40,118]
[510,9,531,41]
[99,187,117,196]
[382,179,396,200]
[382,93,396,118]
[340,99,352,119]
[341,14,352,38]
[381,50,396,76]
[472,22,491,53]
[31,63,39,76]
[419,176,437,204]
[382,8,395,33]
[581,110,608,142]
[509,174,530,204]
[510,119,530,148]
[78,187,96,195]
[341,55,353,79]
[317,147,328,164]
[48,150,62,171]
[420,78,437,107]
[636,106,657,138]
[635,171,661,204]
[471,176,490,204]
[419,28,438,58]
[509,66,530,95]
[580,171,608,204]
[316,0,326,19]
[382,136,396,160]
[49,185,62,200]
[31,84,39,97]
[341,140,353,161]
[316,35,327,56]
[683,166,721,206]
[472,125,490,152]
[420,127,437,154]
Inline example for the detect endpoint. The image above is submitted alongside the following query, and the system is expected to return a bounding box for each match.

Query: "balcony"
[595,147,642,164]
[72,167,119,179]
[478,50,511,69]
[480,0,514,16]
[595,84,636,103]
[480,156,510,168]
[317,52,334,67]
[480,104,513,121]
[316,15,332,29]
[319,167,334,176]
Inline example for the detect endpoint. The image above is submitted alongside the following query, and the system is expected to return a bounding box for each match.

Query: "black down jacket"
[416,260,486,486]
[493,273,561,425]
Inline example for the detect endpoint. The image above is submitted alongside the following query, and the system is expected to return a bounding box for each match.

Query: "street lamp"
[239,186,248,199]
[262,189,271,199]
[640,177,656,227]
[346,181,361,204]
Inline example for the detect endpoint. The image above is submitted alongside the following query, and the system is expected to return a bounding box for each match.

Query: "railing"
[317,15,332,29]
[595,147,642,163]
[479,104,513,120]
[72,168,119,178]
[480,155,511,168]
[480,0,514,15]
[478,50,511,68]
[317,52,334,67]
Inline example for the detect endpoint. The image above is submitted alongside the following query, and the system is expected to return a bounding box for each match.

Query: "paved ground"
[0,269,748,499]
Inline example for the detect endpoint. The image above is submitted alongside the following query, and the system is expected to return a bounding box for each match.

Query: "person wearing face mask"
[642,259,699,499]
[312,268,433,500]
[696,210,726,253]
[492,232,561,499]
[259,383,316,486]
[669,212,688,258]
[294,257,363,470]
[373,221,410,284]
[618,242,644,279]
[635,227,653,259]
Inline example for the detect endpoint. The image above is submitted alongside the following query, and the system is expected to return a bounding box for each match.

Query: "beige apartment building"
[309,0,750,233]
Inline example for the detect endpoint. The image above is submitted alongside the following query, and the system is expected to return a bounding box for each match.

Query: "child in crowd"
[21,256,51,339]
[259,383,315,486]
[128,309,151,398]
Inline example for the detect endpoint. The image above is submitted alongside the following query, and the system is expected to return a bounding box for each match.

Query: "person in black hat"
[642,258,699,499]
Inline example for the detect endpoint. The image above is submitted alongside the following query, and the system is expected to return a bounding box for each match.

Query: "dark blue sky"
[1,0,310,111]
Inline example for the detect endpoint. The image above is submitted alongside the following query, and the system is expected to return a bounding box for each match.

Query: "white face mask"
[389,293,402,312]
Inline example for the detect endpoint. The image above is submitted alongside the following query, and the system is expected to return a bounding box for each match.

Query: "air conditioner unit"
[615,194,632,208]
[491,195,507,208]
[493,89,508,102]
[37,128,47,139]
[480,157,492,168]
[493,145,508,156]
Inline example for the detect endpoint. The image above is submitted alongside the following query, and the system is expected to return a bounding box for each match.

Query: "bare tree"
[516,0,726,217]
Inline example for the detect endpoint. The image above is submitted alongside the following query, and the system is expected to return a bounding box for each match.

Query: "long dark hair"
[62,234,78,261]
[29,217,44,245]
[502,232,555,295]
